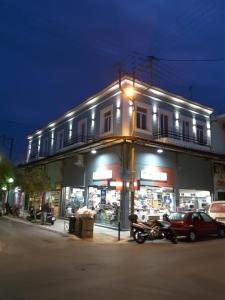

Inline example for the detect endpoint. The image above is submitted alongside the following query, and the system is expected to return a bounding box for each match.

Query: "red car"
[169,211,225,242]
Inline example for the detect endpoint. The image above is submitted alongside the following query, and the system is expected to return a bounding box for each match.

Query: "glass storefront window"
[61,187,85,218]
[88,186,120,227]
[45,191,61,217]
[134,186,174,221]
[179,189,211,212]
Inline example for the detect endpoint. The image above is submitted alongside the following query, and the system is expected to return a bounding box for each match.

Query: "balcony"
[64,134,96,147]
[153,130,210,151]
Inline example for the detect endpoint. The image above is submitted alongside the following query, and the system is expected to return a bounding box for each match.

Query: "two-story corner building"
[24,76,223,229]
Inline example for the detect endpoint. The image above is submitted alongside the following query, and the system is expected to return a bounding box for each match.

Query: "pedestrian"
[42,202,49,225]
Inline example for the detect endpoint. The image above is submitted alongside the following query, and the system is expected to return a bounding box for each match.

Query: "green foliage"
[0,155,15,188]
[16,166,51,194]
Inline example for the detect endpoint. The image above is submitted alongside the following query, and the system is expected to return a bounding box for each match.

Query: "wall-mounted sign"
[109,181,123,187]
[101,189,106,204]
[93,170,112,180]
[141,169,167,182]
[109,180,123,191]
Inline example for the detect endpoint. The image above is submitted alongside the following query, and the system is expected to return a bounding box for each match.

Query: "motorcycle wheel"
[133,230,143,241]
[166,230,178,244]
[170,236,178,244]
[135,232,146,244]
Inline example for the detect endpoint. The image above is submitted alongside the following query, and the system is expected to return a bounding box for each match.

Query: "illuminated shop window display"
[61,187,85,217]
[178,189,211,212]
[88,187,120,227]
[45,191,60,217]
[134,186,174,221]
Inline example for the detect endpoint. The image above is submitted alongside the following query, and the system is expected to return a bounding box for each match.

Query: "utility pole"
[0,134,14,160]
[116,62,123,90]
[9,138,14,160]
[189,85,193,100]
[148,55,156,85]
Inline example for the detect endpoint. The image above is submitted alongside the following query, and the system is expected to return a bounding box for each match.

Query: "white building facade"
[24,77,225,229]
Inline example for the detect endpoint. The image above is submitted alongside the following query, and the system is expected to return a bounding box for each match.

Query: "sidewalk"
[2,215,131,244]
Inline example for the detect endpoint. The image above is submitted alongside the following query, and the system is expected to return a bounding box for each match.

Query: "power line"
[157,57,225,62]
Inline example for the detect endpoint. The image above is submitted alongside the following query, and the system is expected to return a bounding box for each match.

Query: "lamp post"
[7,177,14,207]
[124,86,136,217]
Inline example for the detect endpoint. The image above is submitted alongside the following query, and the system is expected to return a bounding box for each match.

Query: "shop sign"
[134,179,140,190]
[109,181,123,187]
[109,180,123,191]
[101,190,107,204]
[141,169,167,181]
[93,170,112,180]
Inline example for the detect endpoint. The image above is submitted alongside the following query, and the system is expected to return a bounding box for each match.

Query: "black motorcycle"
[27,208,56,225]
[129,214,177,244]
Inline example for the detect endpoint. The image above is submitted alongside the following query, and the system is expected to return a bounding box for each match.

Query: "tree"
[0,154,15,189]
[16,166,51,195]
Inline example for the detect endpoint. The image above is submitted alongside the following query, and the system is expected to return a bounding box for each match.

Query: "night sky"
[1,0,225,161]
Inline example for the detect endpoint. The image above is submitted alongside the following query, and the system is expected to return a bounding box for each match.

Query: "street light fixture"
[8,177,14,184]
[124,87,135,99]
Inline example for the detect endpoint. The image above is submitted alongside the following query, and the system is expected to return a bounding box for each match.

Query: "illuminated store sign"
[93,170,112,180]
[141,169,167,181]
[109,181,123,187]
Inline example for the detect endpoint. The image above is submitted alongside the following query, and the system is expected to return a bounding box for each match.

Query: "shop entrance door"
[88,186,120,227]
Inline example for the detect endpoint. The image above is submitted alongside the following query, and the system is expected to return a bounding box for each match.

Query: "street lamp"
[8,177,14,184]
[124,86,136,218]
[6,177,14,210]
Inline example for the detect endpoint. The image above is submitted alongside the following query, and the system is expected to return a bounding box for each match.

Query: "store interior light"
[91,149,97,154]
[157,149,163,154]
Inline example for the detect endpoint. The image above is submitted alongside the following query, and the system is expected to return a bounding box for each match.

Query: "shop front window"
[45,191,61,217]
[88,186,120,227]
[61,187,85,218]
[178,190,211,212]
[134,186,174,221]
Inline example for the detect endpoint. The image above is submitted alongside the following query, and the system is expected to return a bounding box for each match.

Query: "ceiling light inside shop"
[91,149,97,154]
[157,149,163,154]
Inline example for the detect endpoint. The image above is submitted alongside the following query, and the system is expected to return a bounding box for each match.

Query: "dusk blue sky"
[1,0,225,161]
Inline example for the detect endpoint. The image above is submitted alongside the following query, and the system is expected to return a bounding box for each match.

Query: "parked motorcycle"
[26,208,56,225]
[129,214,177,244]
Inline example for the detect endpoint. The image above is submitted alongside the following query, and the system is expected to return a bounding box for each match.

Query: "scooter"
[129,214,177,244]
[27,208,56,225]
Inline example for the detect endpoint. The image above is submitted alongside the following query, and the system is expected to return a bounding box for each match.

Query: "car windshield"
[210,203,225,213]
[169,213,186,221]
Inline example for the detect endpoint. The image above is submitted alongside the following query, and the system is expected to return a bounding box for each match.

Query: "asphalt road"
[0,218,225,300]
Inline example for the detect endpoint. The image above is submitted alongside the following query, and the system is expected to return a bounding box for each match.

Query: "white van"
[208,201,225,223]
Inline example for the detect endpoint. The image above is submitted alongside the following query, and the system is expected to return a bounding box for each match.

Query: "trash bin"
[69,216,76,233]
[80,215,94,238]
[74,217,81,236]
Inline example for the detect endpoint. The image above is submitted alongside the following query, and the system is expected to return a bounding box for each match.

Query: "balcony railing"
[153,130,208,146]
[64,134,96,147]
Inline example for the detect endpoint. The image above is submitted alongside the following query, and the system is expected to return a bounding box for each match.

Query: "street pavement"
[0,217,225,300]
[2,215,130,243]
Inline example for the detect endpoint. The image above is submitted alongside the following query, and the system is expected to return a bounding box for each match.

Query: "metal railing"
[153,129,208,146]
[29,130,209,162]
[64,134,96,147]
